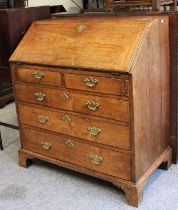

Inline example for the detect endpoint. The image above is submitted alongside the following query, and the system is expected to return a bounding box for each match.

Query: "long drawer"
[21,126,131,180]
[15,83,130,122]
[18,103,130,150]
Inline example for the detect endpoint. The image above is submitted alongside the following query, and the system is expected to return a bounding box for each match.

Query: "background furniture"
[84,0,104,11]
[49,5,66,14]
[83,0,176,11]
[104,0,176,11]
[14,0,27,8]
[0,6,50,150]
[0,6,51,106]
[0,0,28,8]
[0,0,7,8]
[169,12,178,164]
[10,16,171,207]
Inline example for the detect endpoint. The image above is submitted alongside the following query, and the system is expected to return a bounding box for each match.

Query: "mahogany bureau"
[10,16,171,207]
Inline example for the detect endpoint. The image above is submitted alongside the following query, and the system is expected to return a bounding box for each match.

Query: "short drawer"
[16,67,62,86]
[15,83,129,122]
[21,127,131,180]
[18,104,130,150]
[64,73,129,96]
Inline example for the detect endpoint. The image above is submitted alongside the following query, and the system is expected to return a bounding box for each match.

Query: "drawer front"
[21,127,131,180]
[15,83,129,122]
[16,68,62,86]
[18,104,130,150]
[65,73,128,96]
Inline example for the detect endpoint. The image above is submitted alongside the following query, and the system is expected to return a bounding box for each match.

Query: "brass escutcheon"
[84,78,98,88]
[32,71,44,80]
[89,154,103,166]
[63,114,71,122]
[35,92,46,101]
[76,24,87,32]
[86,101,100,111]
[37,115,49,124]
[41,141,52,150]
[65,139,74,147]
[87,127,102,136]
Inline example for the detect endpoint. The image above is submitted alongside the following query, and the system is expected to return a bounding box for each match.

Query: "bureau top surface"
[10,16,158,72]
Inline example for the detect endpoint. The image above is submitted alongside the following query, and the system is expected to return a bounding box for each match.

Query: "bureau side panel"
[132,17,170,181]
[160,16,170,156]
[131,38,150,181]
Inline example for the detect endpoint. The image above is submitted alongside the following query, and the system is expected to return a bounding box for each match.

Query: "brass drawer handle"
[76,24,87,32]
[86,101,100,111]
[35,92,46,101]
[41,141,51,150]
[37,115,49,124]
[65,139,74,147]
[84,78,98,88]
[89,154,103,166]
[60,92,69,101]
[88,127,101,136]
[32,71,44,80]
[63,114,71,122]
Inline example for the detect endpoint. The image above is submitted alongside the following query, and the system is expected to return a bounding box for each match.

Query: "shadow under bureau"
[10,16,171,207]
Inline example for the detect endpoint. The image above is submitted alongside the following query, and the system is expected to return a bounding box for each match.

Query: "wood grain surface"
[15,82,130,122]
[18,103,130,150]
[21,126,132,180]
[11,15,171,207]
[17,67,62,86]
[64,73,128,96]
[10,17,158,72]
[132,16,170,181]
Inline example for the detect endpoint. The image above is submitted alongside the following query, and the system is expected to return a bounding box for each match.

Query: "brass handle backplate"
[60,92,69,101]
[63,114,71,122]
[89,154,103,166]
[32,71,44,80]
[37,115,49,124]
[76,24,87,32]
[84,78,98,88]
[41,141,51,150]
[65,139,74,147]
[88,127,101,136]
[35,92,46,101]
[86,101,100,111]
